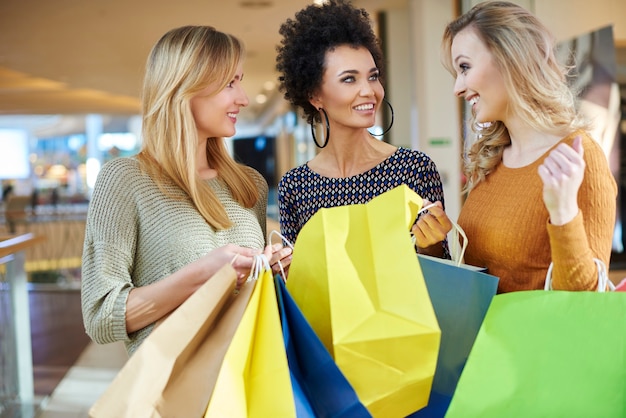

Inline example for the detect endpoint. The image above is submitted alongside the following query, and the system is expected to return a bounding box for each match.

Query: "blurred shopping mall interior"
[1,0,626,416]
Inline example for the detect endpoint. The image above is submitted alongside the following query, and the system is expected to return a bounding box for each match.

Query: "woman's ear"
[309,93,322,110]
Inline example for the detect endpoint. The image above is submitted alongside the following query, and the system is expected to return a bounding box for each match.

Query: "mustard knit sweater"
[81,157,268,355]
[458,131,617,293]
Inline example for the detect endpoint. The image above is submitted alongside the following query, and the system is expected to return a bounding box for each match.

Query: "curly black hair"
[276,0,384,125]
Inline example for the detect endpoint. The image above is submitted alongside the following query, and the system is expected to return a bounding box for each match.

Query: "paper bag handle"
[447,221,468,267]
[246,254,271,283]
[544,258,615,292]
[268,230,293,283]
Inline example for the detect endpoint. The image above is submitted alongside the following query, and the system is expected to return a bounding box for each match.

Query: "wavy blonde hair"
[441,1,589,191]
[136,25,259,229]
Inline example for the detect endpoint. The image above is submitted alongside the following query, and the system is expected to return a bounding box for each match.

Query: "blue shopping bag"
[408,255,499,417]
[275,276,371,418]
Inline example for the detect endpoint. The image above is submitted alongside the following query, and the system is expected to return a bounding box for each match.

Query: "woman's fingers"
[412,201,453,248]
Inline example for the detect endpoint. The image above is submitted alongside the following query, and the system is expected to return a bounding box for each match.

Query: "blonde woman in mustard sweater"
[434,1,617,292]
[81,26,292,355]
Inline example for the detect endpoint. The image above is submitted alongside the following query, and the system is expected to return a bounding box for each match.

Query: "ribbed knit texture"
[81,157,267,355]
[458,131,617,292]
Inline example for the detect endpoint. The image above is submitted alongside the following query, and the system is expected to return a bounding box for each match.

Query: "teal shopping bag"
[445,291,626,417]
[408,255,498,418]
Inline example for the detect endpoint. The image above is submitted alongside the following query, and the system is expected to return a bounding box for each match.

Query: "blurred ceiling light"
[97,132,138,151]
[256,93,268,104]
[263,81,276,91]
[239,1,272,8]
[47,164,68,179]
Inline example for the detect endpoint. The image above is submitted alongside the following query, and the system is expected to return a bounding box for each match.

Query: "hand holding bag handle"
[413,203,468,267]
[269,230,293,283]
[205,253,296,418]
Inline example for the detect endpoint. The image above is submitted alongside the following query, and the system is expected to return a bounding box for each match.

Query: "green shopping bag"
[445,290,626,417]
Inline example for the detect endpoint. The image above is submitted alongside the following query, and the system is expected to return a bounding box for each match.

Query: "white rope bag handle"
[267,230,294,283]
[544,258,615,292]
[246,253,271,283]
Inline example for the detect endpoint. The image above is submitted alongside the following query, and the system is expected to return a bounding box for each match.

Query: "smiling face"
[190,61,249,139]
[310,45,384,133]
[451,27,509,124]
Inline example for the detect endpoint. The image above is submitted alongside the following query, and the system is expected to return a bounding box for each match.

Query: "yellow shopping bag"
[286,185,441,418]
[205,257,296,418]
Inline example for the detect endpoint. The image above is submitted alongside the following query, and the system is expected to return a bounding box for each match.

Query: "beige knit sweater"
[81,157,268,355]
[458,131,617,293]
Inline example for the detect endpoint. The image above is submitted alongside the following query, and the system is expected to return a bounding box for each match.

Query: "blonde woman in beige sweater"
[81,26,291,355]
[431,1,616,292]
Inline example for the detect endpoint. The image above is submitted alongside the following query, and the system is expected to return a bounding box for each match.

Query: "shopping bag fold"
[287,185,441,418]
[275,275,372,418]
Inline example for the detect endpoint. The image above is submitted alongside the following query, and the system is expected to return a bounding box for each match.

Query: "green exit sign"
[428,137,452,146]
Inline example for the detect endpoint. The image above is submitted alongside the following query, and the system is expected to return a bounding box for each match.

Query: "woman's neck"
[502,120,564,168]
[197,138,218,179]
[309,130,395,178]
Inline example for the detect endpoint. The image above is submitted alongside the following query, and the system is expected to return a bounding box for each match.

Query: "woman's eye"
[341,76,355,83]
[459,64,470,75]
[369,72,380,81]
[226,81,234,88]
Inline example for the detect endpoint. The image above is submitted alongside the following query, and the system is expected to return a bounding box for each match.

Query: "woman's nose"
[453,76,465,97]
[237,87,249,106]
[360,81,375,96]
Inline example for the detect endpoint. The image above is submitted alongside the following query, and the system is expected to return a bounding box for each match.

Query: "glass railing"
[0,234,45,417]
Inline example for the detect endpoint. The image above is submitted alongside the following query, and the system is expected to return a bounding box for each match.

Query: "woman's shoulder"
[393,146,430,159]
[96,157,143,187]
[243,165,269,194]
[561,130,609,164]
[95,157,172,201]
[388,147,438,169]
[279,163,313,185]
[241,165,268,188]
[578,131,606,155]
[100,156,141,177]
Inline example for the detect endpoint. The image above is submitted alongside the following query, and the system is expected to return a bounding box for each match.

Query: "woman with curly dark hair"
[275,0,450,257]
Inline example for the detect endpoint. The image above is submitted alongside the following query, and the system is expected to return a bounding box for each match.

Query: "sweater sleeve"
[547,134,617,290]
[81,159,138,344]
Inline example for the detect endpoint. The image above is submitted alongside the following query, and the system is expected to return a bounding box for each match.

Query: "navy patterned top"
[278,147,448,255]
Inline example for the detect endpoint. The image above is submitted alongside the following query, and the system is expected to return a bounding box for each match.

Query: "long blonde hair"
[441,1,589,190]
[137,25,259,229]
